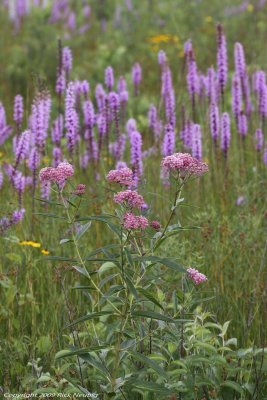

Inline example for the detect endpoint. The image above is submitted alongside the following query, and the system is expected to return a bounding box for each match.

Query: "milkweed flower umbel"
[73,184,86,195]
[114,190,145,209]
[39,162,74,185]
[123,212,149,230]
[187,267,207,285]
[106,167,134,187]
[161,153,208,177]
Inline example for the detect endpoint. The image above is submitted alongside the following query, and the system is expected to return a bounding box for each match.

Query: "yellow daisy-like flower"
[205,16,213,23]
[43,156,51,165]
[41,249,49,255]
[19,240,41,248]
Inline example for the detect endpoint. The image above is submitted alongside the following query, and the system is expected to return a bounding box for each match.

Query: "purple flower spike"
[118,76,127,93]
[148,104,157,132]
[255,128,263,151]
[231,74,242,122]
[28,147,40,171]
[62,46,72,76]
[95,84,106,112]
[162,124,175,157]
[158,50,167,67]
[83,100,95,129]
[221,112,231,157]
[234,42,246,79]
[192,124,202,160]
[132,62,142,95]
[238,113,248,136]
[51,114,64,145]
[263,147,267,166]
[126,118,137,138]
[209,103,220,143]
[15,130,30,167]
[130,130,143,184]
[13,95,23,128]
[207,67,217,104]
[187,50,199,103]
[216,24,228,98]
[65,82,79,156]
[0,169,3,190]
[56,69,66,94]
[105,66,114,91]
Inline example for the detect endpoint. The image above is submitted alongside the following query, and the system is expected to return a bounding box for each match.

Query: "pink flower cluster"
[123,212,149,230]
[73,184,86,195]
[106,167,134,186]
[161,153,208,177]
[114,190,145,209]
[150,220,161,231]
[187,267,207,285]
[39,162,74,184]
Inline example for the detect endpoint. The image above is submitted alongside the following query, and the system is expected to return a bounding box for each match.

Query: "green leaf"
[60,238,73,245]
[130,381,172,394]
[76,221,92,241]
[64,311,115,329]
[136,256,186,273]
[221,381,243,394]
[43,256,77,262]
[131,310,173,323]
[128,350,168,379]
[124,247,134,267]
[34,212,67,220]
[55,345,109,359]
[125,276,138,300]
[137,288,163,310]
[76,215,121,237]
[98,262,117,276]
[78,353,110,378]
[35,197,63,207]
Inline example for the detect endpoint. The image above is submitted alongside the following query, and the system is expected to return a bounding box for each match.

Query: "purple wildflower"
[234,42,246,79]
[238,113,248,136]
[13,95,23,128]
[132,62,142,95]
[158,50,167,67]
[105,66,114,91]
[231,74,242,122]
[51,114,64,145]
[162,124,175,157]
[62,46,72,77]
[130,130,143,184]
[209,103,220,143]
[221,112,231,157]
[187,50,199,104]
[255,128,264,151]
[216,24,228,97]
[15,130,30,167]
[192,124,202,160]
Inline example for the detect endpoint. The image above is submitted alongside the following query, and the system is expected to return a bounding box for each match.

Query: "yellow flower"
[205,16,213,23]
[247,3,254,12]
[43,156,50,165]
[19,240,41,248]
[41,249,49,255]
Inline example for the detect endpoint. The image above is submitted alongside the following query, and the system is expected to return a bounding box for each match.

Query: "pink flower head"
[150,220,161,231]
[187,267,207,285]
[39,167,56,183]
[114,190,145,209]
[123,212,149,230]
[73,184,86,195]
[106,167,134,186]
[161,153,208,177]
[39,162,74,185]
